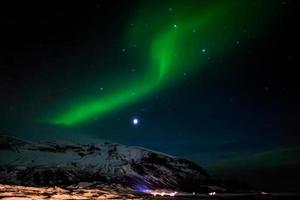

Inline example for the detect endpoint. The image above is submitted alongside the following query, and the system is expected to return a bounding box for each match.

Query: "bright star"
[133,118,139,125]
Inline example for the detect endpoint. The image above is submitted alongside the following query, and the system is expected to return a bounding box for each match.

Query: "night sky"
[0,0,299,188]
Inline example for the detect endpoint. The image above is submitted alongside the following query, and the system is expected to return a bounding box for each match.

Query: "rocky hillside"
[0,135,211,192]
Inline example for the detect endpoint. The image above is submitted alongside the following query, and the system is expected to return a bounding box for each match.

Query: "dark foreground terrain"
[1,135,299,199]
[1,184,300,200]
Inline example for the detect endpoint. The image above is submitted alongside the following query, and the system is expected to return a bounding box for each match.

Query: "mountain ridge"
[0,134,211,192]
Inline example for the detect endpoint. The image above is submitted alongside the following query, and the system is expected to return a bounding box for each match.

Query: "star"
[132,118,139,125]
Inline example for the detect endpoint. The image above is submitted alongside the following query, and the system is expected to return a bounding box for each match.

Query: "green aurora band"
[48,0,279,126]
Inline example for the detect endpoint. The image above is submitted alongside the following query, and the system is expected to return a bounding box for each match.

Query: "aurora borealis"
[1,0,299,191]
[48,0,276,126]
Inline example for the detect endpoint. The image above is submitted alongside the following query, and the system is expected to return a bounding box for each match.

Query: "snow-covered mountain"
[0,135,211,192]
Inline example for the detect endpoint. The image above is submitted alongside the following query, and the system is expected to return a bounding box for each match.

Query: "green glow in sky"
[48,0,275,126]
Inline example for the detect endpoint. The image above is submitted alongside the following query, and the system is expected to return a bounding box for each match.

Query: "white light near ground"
[144,189,177,197]
[208,191,216,196]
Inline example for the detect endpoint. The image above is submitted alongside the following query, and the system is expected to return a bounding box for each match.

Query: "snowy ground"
[0,184,150,200]
[1,184,300,200]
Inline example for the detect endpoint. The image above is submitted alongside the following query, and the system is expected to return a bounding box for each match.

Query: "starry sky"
[0,0,299,188]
